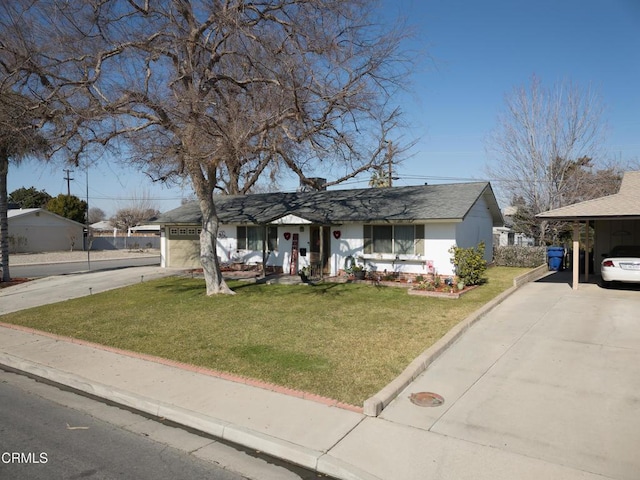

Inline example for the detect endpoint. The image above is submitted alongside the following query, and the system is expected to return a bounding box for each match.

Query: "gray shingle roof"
[155,182,503,226]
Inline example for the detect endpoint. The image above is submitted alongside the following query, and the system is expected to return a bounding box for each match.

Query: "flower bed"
[408,284,477,299]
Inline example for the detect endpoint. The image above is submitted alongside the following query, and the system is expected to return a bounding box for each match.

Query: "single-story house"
[493,206,535,247]
[7,208,86,253]
[154,182,503,278]
[537,170,640,289]
[90,220,115,236]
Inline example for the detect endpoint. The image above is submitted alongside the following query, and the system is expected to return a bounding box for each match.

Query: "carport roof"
[154,182,504,226]
[537,171,640,220]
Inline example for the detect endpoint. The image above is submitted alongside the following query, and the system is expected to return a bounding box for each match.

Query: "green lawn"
[1,267,530,406]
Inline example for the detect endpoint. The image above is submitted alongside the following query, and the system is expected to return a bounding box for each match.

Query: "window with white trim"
[237,226,278,251]
[364,224,424,255]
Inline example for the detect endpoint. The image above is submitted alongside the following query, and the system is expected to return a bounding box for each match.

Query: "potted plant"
[298,266,311,282]
[351,264,366,280]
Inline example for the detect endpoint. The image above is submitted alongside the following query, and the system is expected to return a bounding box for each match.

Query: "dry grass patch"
[1,267,530,405]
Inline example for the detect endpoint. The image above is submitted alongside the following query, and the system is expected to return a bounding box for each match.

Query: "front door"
[310,226,331,275]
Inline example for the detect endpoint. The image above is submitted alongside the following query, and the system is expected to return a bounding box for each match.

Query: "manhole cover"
[409,392,444,407]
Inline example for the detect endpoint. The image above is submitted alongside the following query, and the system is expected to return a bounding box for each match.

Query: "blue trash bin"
[547,247,565,271]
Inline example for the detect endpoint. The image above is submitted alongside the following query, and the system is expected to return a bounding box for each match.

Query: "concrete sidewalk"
[0,266,174,315]
[1,268,638,479]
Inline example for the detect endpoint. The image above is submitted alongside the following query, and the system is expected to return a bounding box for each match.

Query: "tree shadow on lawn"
[151,277,209,295]
[150,276,379,300]
[231,280,352,296]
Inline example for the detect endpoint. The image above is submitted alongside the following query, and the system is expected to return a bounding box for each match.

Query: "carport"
[537,171,640,289]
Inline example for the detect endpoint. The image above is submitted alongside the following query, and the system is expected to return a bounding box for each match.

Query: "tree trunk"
[0,154,10,282]
[199,195,235,296]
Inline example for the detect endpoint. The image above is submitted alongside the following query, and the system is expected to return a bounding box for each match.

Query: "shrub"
[449,242,487,286]
[493,246,546,267]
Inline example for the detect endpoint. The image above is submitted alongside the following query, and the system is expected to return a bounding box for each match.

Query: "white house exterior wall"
[159,221,467,277]
[160,229,167,267]
[424,223,457,276]
[455,196,494,264]
[333,224,364,274]
[267,226,311,273]
[216,225,237,263]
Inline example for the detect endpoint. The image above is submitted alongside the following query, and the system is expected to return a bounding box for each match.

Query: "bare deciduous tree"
[112,190,160,231]
[485,75,617,245]
[0,0,413,294]
[111,207,159,231]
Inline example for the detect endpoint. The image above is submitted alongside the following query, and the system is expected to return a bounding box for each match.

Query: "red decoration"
[284,232,291,240]
[333,230,341,239]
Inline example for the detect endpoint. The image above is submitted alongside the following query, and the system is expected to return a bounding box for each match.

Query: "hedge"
[493,245,546,268]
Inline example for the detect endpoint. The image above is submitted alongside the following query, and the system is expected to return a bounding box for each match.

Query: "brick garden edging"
[407,285,477,299]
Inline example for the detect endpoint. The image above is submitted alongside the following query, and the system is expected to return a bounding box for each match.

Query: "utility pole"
[386,141,394,187]
[86,168,90,270]
[63,169,74,195]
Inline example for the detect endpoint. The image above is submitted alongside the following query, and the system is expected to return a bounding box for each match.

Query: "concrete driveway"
[329,272,640,480]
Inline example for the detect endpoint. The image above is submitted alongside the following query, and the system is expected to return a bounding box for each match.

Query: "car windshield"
[610,245,640,257]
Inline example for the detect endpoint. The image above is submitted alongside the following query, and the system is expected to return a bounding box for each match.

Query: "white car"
[601,245,640,285]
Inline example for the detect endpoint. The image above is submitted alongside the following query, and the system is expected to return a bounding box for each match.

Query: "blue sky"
[8,0,640,216]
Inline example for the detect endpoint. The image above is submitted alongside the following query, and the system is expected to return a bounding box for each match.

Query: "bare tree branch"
[1,0,416,294]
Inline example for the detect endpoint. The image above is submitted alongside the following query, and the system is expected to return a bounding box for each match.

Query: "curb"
[0,352,373,480]
[363,264,551,416]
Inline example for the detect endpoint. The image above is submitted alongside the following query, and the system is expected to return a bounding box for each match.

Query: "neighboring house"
[493,206,535,247]
[90,220,115,236]
[154,182,503,278]
[8,209,85,253]
[89,220,160,236]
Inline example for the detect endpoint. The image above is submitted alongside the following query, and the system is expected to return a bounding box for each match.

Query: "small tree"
[47,194,87,224]
[8,186,52,208]
[112,190,160,231]
[111,207,159,232]
[449,242,487,286]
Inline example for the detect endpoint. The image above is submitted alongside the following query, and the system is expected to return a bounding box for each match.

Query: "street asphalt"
[1,265,639,479]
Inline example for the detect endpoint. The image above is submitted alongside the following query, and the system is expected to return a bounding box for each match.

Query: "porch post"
[319,225,324,279]
[572,221,580,290]
[583,220,590,283]
[262,225,267,278]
